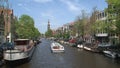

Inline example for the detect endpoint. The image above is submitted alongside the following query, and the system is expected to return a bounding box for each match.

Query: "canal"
[2,38,120,68]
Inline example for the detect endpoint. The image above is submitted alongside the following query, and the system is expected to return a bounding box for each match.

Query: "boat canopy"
[14,39,29,46]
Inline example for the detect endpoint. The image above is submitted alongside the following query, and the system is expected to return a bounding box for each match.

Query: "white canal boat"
[4,39,35,63]
[51,42,64,53]
[77,44,84,49]
[103,49,120,59]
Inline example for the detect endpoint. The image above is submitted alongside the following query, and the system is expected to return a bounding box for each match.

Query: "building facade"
[0,10,5,43]
[94,11,109,43]
[0,8,14,43]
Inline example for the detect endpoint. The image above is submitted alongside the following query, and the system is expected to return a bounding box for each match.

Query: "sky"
[8,0,108,34]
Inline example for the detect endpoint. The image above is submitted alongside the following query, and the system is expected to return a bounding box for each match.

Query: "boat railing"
[4,49,23,53]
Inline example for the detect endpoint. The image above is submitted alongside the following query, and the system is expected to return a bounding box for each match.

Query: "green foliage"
[106,0,120,5]
[54,32,62,39]
[54,31,70,39]
[106,0,120,34]
[116,19,120,33]
[63,32,70,39]
[45,29,53,37]
[74,10,88,37]
[92,20,109,33]
[106,0,120,33]
[19,15,34,26]
[74,19,83,36]
[15,14,40,39]
[106,0,120,43]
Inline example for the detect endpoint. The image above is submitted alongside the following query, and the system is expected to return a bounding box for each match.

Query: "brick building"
[0,8,13,43]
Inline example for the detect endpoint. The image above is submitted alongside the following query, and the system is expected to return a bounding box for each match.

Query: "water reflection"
[77,48,84,51]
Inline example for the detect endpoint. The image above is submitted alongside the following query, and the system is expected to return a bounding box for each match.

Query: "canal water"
[2,38,120,68]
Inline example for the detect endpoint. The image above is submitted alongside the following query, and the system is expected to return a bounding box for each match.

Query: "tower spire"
[48,19,50,30]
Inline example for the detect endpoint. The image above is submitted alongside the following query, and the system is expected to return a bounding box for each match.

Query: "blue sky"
[9,0,107,33]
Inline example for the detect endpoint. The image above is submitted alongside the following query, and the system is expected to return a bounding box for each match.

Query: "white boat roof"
[14,39,29,41]
[52,42,62,46]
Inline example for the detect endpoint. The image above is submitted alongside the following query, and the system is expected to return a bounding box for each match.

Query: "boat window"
[14,40,28,45]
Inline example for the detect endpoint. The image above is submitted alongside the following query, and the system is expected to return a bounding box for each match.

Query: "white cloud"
[34,0,53,3]
[23,7,30,12]
[60,0,80,12]
[17,3,30,12]
[67,1,79,11]
[41,11,55,20]
[41,13,54,19]
[18,3,22,6]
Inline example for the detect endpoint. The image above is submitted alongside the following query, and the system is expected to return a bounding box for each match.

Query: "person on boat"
[3,38,14,50]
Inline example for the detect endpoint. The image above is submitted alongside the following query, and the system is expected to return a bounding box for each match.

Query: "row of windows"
[0,31,4,35]
[96,30,108,34]
[0,24,4,30]
[0,24,4,27]
[96,12,107,20]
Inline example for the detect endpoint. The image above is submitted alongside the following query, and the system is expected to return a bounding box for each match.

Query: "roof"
[14,39,29,41]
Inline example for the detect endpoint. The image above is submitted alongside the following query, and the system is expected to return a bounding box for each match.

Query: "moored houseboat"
[3,39,35,63]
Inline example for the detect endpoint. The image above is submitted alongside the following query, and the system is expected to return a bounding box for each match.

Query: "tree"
[15,14,40,39]
[74,10,89,38]
[62,31,70,39]
[106,0,120,42]
[74,16,81,37]
[89,7,99,35]
[92,20,109,33]
[45,29,53,37]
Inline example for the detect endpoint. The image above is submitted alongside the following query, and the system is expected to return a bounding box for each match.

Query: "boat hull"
[51,42,65,53]
[77,44,84,49]
[4,56,30,65]
[4,46,35,64]
[103,50,118,59]
[51,49,64,53]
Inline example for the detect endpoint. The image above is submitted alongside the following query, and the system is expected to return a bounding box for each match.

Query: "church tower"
[47,19,50,30]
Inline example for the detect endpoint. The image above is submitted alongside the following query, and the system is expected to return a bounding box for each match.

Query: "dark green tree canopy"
[106,0,120,34]
[15,14,40,39]
[19,15,34,26]
[45,29,53,37]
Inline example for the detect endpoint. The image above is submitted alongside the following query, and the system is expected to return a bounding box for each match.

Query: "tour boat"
[3,39,35,63]
[51,42,64,53]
